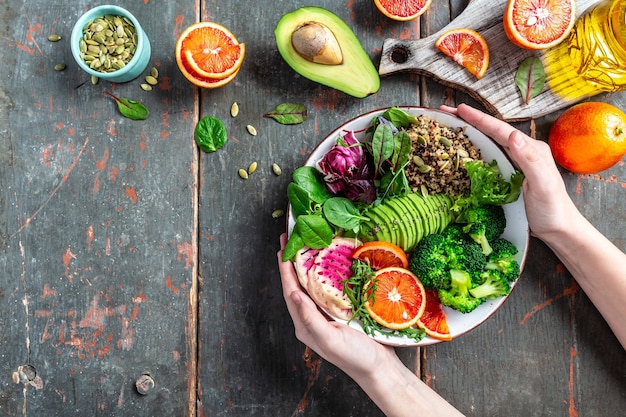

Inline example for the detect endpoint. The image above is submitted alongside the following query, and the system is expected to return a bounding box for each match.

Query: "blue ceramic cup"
[71,5,151,83]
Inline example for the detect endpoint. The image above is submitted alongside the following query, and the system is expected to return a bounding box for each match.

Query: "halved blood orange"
[435,28,490,79]
[503,0,575,50]
[417,289,452,341]
[374,0,432,21]
[364,267,426,330]
[175,22,245,88]
[353,241,409,270]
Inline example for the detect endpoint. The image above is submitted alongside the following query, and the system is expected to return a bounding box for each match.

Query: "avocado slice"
[386,197,417,252]
[275,7,380,98]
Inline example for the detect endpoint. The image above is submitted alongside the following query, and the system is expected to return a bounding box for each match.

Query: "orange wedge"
[353,241,409,270]
[435,28,490,79]
[417,289,452,341]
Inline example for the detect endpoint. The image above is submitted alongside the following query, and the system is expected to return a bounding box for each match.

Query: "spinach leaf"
[194,116,228,153]
[371,123,394,175]
[322,197,368,232]
[292,166,332,204]
[287,182,314,217]
[379,107,418,128]
[282,233,304,262]
[294,215,334,249]
[264,103,308,125]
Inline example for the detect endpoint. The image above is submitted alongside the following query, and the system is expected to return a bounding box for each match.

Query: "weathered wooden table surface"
[1,1,624,416]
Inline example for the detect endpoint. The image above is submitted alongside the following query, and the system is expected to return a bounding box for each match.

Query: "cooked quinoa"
[404,115,481,197]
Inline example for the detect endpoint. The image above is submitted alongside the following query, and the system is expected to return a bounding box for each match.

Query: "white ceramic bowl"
[288,107,530,346]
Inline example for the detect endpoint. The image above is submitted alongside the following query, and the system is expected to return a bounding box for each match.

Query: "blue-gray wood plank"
[1,0,624,416]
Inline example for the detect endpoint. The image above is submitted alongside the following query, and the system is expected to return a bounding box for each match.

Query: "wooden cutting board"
[378,0,604,121]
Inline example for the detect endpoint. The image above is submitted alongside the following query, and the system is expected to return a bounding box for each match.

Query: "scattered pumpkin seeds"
[150,66,158,78]
[271,163,282,176]
[140,83,152,91]
[48,34,62,42]
[272,209,284,219]
[238,169,249,179]
[145,75,158,85]
[246,124,257,136]
[230,102,239,117]
[91,75,99,85]
[54,63,66,71]
[248,161,258,174]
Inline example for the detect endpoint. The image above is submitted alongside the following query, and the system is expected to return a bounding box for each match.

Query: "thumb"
[508,130,543,173]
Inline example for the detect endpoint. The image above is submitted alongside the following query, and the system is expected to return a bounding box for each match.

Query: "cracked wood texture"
[0,0,624,416]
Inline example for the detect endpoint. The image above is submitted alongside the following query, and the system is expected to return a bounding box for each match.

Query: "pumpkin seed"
[150,67,159,78]
[145,75,158,85]
[271,163,282,176]
[412,155,425,166]
[238,169,249,179]
[48,34,62,42]
[418,165,432,173]
[420,185,429,198]
[272,209,284,219]
[247,161,258,174]
[246,124,257,136]
[91,75,99,85]
[54,63,66,71]
[140,83,152,91]
[230,102,239,117]
[438,136,453,147]
[416,135,428,146]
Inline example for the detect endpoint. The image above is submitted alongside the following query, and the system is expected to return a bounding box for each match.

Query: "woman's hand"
[441,103,578,241]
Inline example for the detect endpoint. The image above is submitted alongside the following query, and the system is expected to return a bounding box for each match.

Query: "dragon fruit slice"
[306,237,361,320]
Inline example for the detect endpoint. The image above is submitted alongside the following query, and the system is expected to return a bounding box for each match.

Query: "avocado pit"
[291,22,343,65]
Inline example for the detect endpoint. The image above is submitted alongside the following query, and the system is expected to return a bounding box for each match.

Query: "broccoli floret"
[438,269,485,313]
[455,205,506,255]
[440,223,471,244]
[469,270,511,299]
[448,239,487,275]
[408,234,451,290]
[485,238,520,282]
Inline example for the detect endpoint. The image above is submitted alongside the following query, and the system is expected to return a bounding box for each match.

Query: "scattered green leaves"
[104,91,149,120]
[264,103,308,125]
[514,57,545,105]
[194,115,228,153]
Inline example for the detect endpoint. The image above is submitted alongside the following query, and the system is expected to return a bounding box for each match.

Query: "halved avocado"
[275,6,380,98]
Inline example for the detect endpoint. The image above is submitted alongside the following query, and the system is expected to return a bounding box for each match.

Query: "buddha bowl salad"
[284,107,524,342]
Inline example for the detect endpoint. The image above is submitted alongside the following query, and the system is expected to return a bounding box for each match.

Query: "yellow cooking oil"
[543,0,626,101]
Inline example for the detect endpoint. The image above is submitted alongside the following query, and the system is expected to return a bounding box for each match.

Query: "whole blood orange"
[352,241,409,270]
[503,0,575,50]
[364,267,426,330]
[435,28,490,79]
[548,102,626,174]
[176,22,245,88]
[374,0,432,21]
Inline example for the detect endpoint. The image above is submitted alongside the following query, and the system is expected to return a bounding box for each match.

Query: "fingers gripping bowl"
[287,107,529,346]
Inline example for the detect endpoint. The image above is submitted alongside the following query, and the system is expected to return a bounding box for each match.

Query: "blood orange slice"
[435,28,490,79]
[364,267,426,330]
[417,289,452,341]
[374,0,432,21]
[175,22,245,88]
[353,241,409,270]
[503,0,575,50]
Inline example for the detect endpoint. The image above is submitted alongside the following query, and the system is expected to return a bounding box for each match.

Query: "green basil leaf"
[292,166,332,204]
[322,197,366,230]
[104,91,149,120]
[194,116,228,153]
[287,182,313,217]
[515,57,546,105]
[294,215,333,249]
[264,103,308,125]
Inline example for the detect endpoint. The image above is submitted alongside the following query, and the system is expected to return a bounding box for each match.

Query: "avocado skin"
[275,7,380,98]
